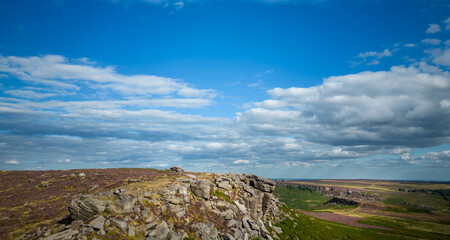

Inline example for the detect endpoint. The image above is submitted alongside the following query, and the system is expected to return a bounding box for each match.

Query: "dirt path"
[299,210,393,230]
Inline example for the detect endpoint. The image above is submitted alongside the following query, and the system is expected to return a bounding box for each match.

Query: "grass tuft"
[210,189,233,204]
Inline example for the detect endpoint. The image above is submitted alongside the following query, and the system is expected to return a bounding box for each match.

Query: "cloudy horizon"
[1,0,449,180]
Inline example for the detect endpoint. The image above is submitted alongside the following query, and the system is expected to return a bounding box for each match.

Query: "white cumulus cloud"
[404,43,416,48]
[426,24,441,34]
[0,54,216,98]
[433,49,450,66]
[4,89,57,99]
[444,17,450,30]
[238,65,450,148]
[421,150,450,160]
[356,49,392,65]
[421,38,441,45]
[57,159,71,163]
[5,160,19,164]
[233,160,250,164]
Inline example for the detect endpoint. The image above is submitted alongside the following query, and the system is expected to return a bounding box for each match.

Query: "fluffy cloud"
[433,49,450,66]
[356,49,392,65]
[0,55,216,98]
[3,89,57,99]
[0,54,219,149]
[0,130,356,172]
[233,160,250,164]
[421,38,441,45]
[177,87,217,98]
[173,1,184,9]
[404,43,416,48]
[0,54,225,164]
[426,24,441,34]
[421,150,450,161]
[238,66,450,148]
[357,49,392,58]
[0,54,449,176]
[0,99,226,142]
[444,17,450,30]
[57,159,71,163]
[5,160,19,165]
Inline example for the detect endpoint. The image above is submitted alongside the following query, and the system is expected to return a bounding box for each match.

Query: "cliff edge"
[27,169,283,240]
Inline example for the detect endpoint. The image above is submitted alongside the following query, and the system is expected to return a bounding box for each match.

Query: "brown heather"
[0,168,179,239]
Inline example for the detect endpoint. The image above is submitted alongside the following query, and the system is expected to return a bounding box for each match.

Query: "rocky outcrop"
[234,174,279,220]
[41,170,283,240]
[42,229,78,240]
[279,183,383,202]
[191,180,211,199]
[170,166,184,172]
[323,197,359,206]
[239,174,276,193]
[68,194,110,221]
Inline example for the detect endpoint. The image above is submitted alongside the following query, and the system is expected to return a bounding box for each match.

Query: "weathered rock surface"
[38,169,284,240]
[191,180,211,199]
[88,215,105,231]
[170,166,184,172]
[110,217,127,230]
[240,174,276,193]
[110,194,136,213]
[68,194,109,221]
[42,229,78,240]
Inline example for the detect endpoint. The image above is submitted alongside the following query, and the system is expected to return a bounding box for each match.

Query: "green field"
[383,192,449,212]
[273,180,450,239]
[271,204,450,240]
[274,185,333,210]
[274,184,360,211]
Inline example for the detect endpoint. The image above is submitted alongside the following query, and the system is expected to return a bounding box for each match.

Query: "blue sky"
[0,0,449,180]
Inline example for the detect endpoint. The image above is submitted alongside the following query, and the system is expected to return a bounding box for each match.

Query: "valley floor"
[298,209,392,230]
[274,180,450,239]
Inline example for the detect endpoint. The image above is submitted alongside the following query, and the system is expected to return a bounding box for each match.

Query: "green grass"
[385,205,431,213]
[274,185,331,210]
[274,204,408,240]
[272,203,450,240]
[383,197,430,213]
[210,189,232,204]
[383,193,447,213]
[274,182,450,240]
[364,187,382,191]
[383,197,403,205]
[358,216,450,239]
[274,185,359,211]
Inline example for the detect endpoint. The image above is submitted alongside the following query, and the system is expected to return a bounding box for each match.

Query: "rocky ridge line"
[30,169,284,240]
[279,182,382,202]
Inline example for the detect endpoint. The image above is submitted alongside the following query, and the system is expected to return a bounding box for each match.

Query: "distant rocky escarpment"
[323,197,359,207]
[278,182,382,202]
[28,169,284,240]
